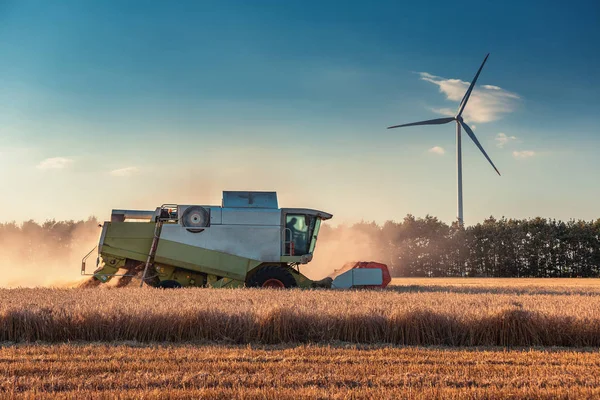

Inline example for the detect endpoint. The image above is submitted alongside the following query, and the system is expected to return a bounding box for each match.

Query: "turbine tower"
[387,53,500,226]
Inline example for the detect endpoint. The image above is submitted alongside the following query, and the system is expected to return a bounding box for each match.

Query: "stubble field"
[2,344,600,399]
[1,278,599,398]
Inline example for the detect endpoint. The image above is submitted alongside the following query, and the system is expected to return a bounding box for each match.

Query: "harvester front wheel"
[246,265,297,289]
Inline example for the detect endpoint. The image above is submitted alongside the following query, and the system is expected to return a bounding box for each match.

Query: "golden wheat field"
[393,277,600,288]
[2,279,599,399]
[2,278,600,346]
[1,344,600,399]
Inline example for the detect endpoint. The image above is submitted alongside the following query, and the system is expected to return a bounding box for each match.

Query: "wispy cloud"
[36,157,73,170]
[496,132,517,148]
[419,72,520,123]
[428,146,445,155]
[110,166,140,177]
[429,107,455,117]
[513,150,535,159]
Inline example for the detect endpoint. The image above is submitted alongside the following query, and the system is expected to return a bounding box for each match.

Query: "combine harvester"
[81,191,391,289]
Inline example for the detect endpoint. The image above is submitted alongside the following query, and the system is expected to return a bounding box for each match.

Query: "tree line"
[319,215,600,278]
[1,216,599,278]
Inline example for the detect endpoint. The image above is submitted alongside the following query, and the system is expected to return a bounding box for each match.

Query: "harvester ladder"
[283,227,295,256]
[140,220,163,287]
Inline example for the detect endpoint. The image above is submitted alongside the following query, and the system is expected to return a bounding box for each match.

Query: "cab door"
[284,214,309,255]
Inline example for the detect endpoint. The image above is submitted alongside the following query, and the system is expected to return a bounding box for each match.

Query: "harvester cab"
[81,191,390,289]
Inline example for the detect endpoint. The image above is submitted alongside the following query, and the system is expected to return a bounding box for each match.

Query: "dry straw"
[3,345,600,399]
[1,286,599,346]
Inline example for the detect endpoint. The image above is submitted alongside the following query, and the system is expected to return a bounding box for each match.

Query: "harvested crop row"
[389,277,600,296]
[2,287,600,346]
[2,344,600,399]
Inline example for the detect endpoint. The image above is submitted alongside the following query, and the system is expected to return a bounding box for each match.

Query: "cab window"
[285,214,309,255]
[309,219,321,253]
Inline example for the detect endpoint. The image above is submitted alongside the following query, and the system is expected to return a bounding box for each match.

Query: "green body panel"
[154,239,263,281]
[154,264,211,287]
[210,277,245,288]
[93,261,121,282]
[102,222,156,262]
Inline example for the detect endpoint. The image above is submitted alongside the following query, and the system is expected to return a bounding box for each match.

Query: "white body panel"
[221,208,281,226]
[177,206,281,226]
[210,207,222,224]
[159,214,282,261]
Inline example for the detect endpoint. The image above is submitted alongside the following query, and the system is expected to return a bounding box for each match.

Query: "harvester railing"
[80,246,137,277]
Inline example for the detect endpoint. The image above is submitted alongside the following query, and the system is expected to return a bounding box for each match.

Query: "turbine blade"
[387,117,455,129]
[457,53,490,117]
[460,121,501,176]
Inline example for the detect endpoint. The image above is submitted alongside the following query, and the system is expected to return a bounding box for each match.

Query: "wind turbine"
[387,53,500,226]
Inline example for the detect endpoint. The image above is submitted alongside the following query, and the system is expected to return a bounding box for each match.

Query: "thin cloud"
[110,166,140,177]
[428,146,445,155]
[496,133,517,148]
[37,157,73,170]
[419,72,520,123]
[429,107,454,117]
[513,150,535,159]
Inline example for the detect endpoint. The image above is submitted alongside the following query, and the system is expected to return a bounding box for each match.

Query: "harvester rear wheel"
[246,265,297,289]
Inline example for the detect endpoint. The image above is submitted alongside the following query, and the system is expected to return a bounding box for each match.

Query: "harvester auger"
[81,191,391,289]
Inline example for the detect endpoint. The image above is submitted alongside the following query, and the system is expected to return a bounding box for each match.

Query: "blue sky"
[0,0,599,225]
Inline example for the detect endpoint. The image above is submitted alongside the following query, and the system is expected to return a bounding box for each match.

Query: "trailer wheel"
[158,280,183,289]
[246,266,297,289]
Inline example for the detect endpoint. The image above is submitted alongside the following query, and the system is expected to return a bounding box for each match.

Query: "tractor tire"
[158,280,183,289]
[246,265,297,289]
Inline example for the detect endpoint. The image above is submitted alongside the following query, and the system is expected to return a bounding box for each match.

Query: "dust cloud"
[0,220,101,288]
[303,224,384,280]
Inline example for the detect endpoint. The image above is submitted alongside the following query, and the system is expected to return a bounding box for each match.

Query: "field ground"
[2,278,600,345]
[2,279,599,398]
[2,344,599,399]
[392,277,600,286]
[392,277,600,287]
